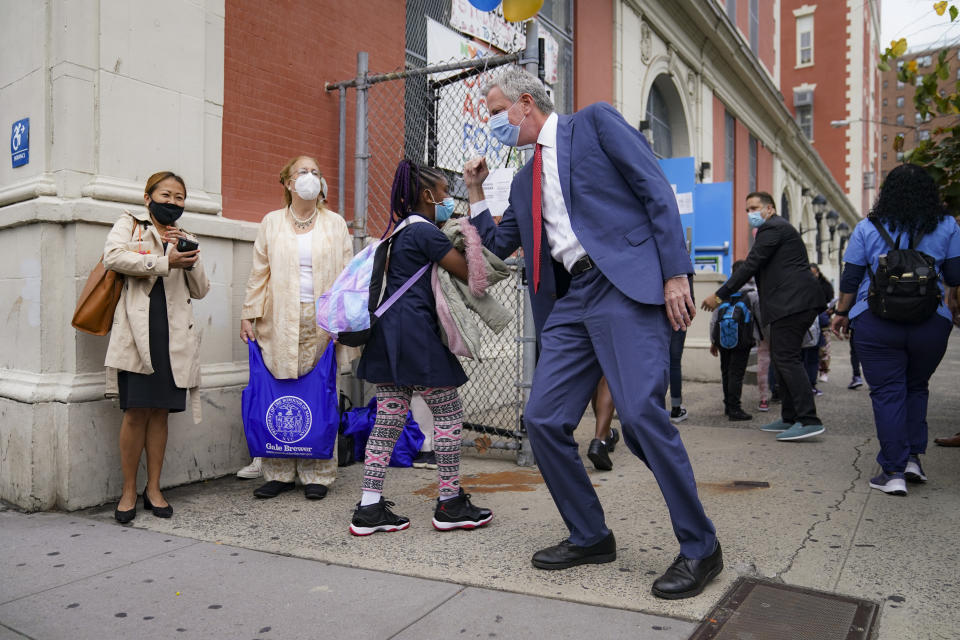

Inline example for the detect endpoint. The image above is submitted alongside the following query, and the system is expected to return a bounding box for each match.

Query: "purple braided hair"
[385,159,445,238]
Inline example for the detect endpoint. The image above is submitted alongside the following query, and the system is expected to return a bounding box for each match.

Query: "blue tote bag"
[242,340,339,459]
[341,397,425,467]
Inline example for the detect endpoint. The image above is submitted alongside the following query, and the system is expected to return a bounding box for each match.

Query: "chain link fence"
[327,50,536,464]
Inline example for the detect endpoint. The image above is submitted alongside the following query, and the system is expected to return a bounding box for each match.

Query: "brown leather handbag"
[72,217,142,335]
[71,258,123,335]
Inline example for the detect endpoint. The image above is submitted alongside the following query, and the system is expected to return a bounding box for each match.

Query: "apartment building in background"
[780,0,883,217]
[879,45,960,181]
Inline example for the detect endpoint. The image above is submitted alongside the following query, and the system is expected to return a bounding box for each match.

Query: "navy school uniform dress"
[356,217,468,388]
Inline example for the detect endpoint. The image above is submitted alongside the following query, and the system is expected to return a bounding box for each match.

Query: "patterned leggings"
[363,385,463,498]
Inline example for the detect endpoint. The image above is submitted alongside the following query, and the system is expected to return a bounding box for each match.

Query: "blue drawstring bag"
[340,397,425,467]
[242,340,339,459]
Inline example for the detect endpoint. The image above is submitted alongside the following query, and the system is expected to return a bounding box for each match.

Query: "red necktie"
[532,143,543,293]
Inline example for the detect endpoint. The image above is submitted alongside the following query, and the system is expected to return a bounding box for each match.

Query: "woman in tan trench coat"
[240,155,353,501]
[103,171,210,523]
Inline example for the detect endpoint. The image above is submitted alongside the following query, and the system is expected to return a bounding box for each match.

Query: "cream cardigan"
[241,207,354,379]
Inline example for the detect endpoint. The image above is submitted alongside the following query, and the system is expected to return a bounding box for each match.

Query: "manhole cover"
[689,577,879,640]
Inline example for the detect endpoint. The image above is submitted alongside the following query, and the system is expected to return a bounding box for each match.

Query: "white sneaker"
[818,372,829,383]
[236,458,263,479]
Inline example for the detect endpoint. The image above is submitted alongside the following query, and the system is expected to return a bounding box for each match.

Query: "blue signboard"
[692,182,734,275]
[11,118,29,168]
[657,157,696,253]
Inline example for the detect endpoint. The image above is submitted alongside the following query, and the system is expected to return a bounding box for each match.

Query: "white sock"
[438,493,456,502]
[360,490,381,506]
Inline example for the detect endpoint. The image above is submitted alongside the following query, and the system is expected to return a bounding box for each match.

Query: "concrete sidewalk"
[0,509,692,640]
[4,338,960,639]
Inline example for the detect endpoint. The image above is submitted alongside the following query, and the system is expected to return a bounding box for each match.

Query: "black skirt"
[118,278,186,413]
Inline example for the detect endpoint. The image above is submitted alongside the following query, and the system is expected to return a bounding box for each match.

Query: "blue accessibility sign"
[11,118,29,168]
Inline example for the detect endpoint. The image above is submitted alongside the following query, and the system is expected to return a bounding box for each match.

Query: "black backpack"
[712,292,754,350]
[866,217,941,324]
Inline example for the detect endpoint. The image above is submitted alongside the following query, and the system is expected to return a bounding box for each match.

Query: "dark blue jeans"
[852,311,952,472]
[669,328,686,404]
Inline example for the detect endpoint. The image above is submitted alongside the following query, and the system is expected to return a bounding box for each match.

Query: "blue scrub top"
[842,216,960,322]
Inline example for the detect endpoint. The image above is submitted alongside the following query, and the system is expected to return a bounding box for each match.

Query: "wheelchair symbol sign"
[11,118,29,168]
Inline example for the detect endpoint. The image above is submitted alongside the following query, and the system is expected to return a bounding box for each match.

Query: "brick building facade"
[879,45,960,181]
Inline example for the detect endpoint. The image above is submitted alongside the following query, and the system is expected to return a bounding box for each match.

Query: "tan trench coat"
[241,207,354,380]
[103,209,211,421]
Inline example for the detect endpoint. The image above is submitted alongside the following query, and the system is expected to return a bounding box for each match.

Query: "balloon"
[502,0,543,22]
[468,0,502,10]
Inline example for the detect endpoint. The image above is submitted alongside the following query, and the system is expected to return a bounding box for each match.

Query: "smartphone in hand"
[176,237,199,270]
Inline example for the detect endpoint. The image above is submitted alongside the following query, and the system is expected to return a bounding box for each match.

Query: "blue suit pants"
[852,311,952,472]
[524,268,717,558]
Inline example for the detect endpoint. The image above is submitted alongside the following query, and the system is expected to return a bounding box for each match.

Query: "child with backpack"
[349,159,493,535]
[710,260,762,421]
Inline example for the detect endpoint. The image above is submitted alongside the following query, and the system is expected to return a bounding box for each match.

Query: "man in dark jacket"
[702,192,826,441]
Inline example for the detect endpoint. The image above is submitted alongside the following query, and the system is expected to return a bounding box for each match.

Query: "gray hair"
[482,67,554,114]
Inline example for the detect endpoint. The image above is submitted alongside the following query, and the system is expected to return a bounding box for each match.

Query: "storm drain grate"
[689,577,879,640]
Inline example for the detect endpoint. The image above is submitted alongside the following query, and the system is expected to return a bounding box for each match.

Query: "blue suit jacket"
[472,102,693,336]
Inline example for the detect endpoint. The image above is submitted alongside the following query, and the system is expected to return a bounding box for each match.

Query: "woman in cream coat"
[104,171,210,523]
[240,155,353,500]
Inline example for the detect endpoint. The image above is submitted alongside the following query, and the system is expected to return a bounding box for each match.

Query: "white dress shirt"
[472,112,587,271]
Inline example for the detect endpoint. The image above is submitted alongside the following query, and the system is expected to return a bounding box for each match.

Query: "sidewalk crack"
[776,437,871,582]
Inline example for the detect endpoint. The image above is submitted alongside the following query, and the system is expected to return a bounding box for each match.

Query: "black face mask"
[148,200,184,225]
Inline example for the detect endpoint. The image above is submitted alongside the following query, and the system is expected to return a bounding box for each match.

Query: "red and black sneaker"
[432,488,493,531]
[349,498,410,536]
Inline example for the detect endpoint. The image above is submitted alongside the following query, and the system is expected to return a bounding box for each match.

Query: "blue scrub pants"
[852,310,952,472]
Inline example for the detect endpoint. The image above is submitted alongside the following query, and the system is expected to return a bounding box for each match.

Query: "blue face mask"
[748,211,766,228]
[434,197,455,223]
[488,100,526,147]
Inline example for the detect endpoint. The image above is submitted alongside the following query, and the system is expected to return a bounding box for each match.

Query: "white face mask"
[293,173,323,201]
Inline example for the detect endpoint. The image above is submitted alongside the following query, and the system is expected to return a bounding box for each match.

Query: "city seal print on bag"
[242,339,339,459]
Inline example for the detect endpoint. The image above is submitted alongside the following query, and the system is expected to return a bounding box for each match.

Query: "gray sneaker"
[905,455,927,483]
[760,419,792,432]
[776,423,825,441]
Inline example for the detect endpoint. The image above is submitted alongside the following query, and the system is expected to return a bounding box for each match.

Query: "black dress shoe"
[532,532,616,570]
[587,439,613,471]
[727,409,753,421]
[606,427,620,452]
[142,491,173,518]
[114,506,136,524]
[304,483,328,500]
[253,480,296,499]
[651,540,723,600]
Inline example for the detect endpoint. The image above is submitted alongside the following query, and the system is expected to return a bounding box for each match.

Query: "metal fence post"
[338,86,347,221]
[513,21,542,468]
[353,51,370,254]
[350,52,370,408]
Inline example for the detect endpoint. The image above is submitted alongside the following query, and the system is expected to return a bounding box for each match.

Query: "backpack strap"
[868,216,898,250]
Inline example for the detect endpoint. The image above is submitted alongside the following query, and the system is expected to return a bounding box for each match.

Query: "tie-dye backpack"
[316,216,427,347]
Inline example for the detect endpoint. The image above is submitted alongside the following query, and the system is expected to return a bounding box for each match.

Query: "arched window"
[781,191,791,223]
[646,84,672,159]
[644,75,690,159]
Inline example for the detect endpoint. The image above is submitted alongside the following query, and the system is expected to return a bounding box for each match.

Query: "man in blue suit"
[462,68,721,600]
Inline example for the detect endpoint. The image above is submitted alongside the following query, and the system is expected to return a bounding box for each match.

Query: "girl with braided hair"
[350,159,493,535]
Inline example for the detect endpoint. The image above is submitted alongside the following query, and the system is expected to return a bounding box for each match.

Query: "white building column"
[0,0,254,511]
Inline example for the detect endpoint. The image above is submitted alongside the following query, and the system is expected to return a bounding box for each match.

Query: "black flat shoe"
[606,427,620,452]
[142,492,173,518]
[651,540,723,600]
[532,532,616,570]
[587,438,613,471]
[253,480,296,499]
[114,506,136,524]
[304,483,328,500]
